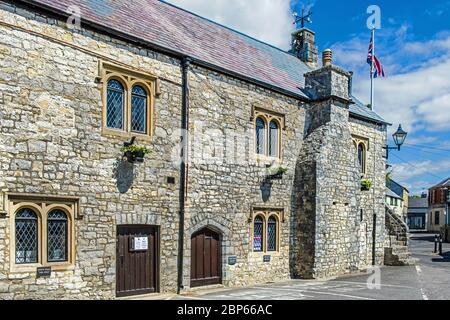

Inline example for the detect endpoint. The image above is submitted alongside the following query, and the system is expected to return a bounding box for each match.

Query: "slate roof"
[408,197,428,209]
[387,179,409,198]
[386,188,402,200]
[24,0,387,124]
[351,96,390,125]
[430,177,450,189]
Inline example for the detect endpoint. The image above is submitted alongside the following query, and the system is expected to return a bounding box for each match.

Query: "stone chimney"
[290,28,318,68]
[322,49,332,66]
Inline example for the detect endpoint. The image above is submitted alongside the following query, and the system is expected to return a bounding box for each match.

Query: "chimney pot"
[322,49,332,66]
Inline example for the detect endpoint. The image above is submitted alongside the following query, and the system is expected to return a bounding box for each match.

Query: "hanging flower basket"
[361,179,372,191]
[120,145,150,163]
[266,165,288,180]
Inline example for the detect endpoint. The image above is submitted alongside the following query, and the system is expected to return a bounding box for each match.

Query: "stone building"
[0,0,390,299]
[428,178,450,233]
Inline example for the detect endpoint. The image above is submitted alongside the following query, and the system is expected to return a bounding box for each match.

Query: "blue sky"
[168,0,450,194]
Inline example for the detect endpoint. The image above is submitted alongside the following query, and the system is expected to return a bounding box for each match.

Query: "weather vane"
[293,6,313,29]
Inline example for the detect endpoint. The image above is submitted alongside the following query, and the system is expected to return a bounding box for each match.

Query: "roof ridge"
[158,0,302,60]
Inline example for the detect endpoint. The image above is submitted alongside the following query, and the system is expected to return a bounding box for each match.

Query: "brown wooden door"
[116,225,159,297]
[191,228,222,287]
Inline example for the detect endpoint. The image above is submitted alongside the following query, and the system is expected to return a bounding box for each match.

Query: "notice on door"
[130,236,149,251]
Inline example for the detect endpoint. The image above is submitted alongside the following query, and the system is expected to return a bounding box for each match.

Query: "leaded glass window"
[253,216,264,252]
[106,79,124,129]
[47,210,68,262]
[15,208,38,264]
[267,216,277,252]
[131,85,148,134]
[269,121,279,158]
[358,144,366,174]
[256,117,265,155]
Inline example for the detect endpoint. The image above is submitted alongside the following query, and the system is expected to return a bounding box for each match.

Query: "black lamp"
[384,124,408,159]
[392,125,408,151]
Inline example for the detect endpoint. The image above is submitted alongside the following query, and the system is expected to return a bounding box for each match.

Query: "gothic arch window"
[255,117,266,155]
[269,121,279,158]
[131,85,148,134]
[252,107,285,159]
[358,143,366,174]
[47,210,68,263]
[9,196,77,271]
[15,208,38,264]
[100,61,159,138]
[267,216,278,252]
[106,79,125,130]
[253,215,264,252]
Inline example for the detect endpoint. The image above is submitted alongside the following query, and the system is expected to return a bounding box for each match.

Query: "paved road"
[171,233,450,300]
[409,233,450,300]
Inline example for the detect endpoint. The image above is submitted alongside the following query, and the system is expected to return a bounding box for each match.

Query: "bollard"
[439,235,443,256]
[435,235,438,253]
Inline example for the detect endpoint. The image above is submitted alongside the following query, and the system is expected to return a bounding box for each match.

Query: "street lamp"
[385,124,408,159]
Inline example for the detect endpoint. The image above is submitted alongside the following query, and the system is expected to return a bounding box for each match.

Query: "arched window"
[47,210,68,262]
[269,121,279,158]
[267,216,277,251]
[15,208,38,264]
[255,117,266,155]
[106,79,125,129]
[358,143,366,174]
[131,85,148,134]
[253,216,264,252]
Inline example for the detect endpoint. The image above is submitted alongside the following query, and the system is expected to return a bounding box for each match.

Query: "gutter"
[177,56,191,294]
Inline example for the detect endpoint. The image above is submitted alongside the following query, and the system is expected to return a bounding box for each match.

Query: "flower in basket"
[120,145,151,163]
[361,179,372,191]
[266,164,288,179]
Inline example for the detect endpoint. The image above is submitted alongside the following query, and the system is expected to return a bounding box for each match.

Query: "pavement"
[171,233,450,300]
[131,233,450,300]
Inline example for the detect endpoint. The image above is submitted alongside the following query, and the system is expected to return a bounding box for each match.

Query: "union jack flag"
[367,37,385,78]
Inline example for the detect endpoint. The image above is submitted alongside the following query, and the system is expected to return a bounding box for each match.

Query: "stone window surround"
[249,207,285,254]
[6,194,79,273]
[352,135,369,176]
[98,61,160,141]
[251,106,286,162]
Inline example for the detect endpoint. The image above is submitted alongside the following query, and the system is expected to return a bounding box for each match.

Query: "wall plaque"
[37,267,52,278]
[228,256,237,266]
[263,255,271,263]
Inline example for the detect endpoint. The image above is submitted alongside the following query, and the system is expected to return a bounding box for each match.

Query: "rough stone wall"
[183,65,306,288]
[0,2,182,299]
[348,117,387,267]
[292,65,387,279]
[0,1,388,299]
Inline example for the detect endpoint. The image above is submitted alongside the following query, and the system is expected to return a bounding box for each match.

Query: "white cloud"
[416,94,450,131]
[392,159,450,183]
[332,27,450,134]
[166,0,295,49]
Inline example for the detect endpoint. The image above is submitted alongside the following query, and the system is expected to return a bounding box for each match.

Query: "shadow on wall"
[260,178,273,203]
[289,157,317,280]
[113,159,135,194]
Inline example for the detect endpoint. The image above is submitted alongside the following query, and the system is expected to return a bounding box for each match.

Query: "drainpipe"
[177,56,191,294]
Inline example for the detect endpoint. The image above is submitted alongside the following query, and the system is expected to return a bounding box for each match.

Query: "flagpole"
[370,27,375,111]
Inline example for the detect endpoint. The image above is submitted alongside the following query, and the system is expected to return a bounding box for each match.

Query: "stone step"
[391,245,410,252]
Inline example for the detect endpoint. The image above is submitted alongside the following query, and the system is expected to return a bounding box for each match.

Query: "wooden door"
[116,225,159,297]
[190,228,221,287]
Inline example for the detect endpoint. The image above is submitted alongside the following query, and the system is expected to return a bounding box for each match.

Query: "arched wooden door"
[190,228,222,287]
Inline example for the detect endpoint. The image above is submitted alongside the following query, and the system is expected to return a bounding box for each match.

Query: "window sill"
[250,251,281,257]
[10,263,75,274]
[255,155,282,166]
[102,128,154,143]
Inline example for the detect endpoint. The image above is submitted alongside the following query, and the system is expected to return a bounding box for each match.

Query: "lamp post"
[384,125,408,159]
